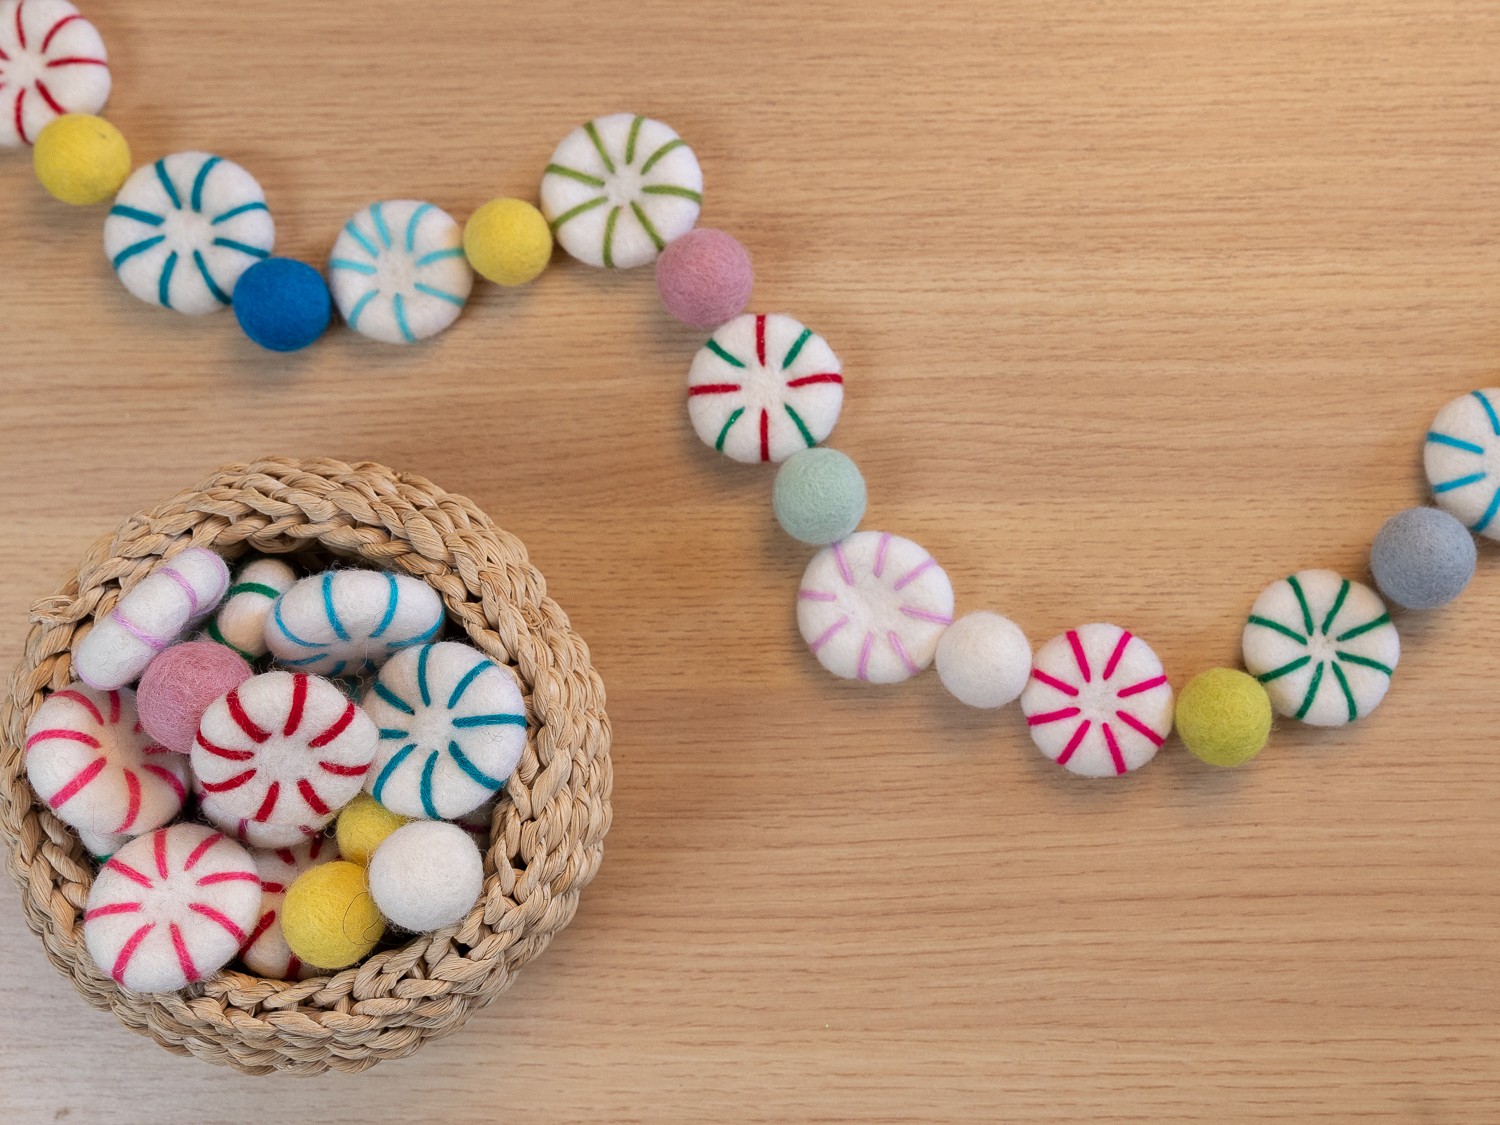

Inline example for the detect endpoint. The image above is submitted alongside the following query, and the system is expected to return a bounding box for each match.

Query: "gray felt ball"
[1369,506,1477,610]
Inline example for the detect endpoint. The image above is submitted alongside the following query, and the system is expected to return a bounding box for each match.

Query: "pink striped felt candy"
[239,834,339,980]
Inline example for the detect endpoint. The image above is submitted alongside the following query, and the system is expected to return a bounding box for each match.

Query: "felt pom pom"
[1175,668,1272,767]
[265,569,445,677]
[463,197,552,286]
[335,792,409,866]
[361,642,527,819]
[205,557,296,660]
[772,448,866,545]
[1021,624,1173,777]
[240,835,339,980]
[25,684,188,836]
[105,152,275,315]
[232,257,332,352]
[83,824,261,992]
[1369,506,1477,610]
[935,612,1032,709]
[1424,389,1500,538]
[688,313,845,463]
[797,531,954,683]
[74,547,230,690]
[33,113,128,205]
[541,112,703,269]
[367,820,483,933]
[1242,569,1399,726]
[328,200,472,344]
[655,227,753,329]
[281,860,384,970]
[0,0,111,147]
[136,640,252,754]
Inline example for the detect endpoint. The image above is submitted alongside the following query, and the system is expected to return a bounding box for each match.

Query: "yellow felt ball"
[281,860,385,970]
[336,792,409,866]
[1175,667,1273,767]
[33,115,131,206]
[463,197,553,286]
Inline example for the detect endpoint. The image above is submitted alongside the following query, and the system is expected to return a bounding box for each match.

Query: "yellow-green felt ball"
[1175,667,1273,767]
[281,860,385,970]
[33,115,131,206]
[336,792,409,866]
[463,197,553,285]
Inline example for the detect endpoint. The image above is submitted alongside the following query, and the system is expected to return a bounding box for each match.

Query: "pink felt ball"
[654,228,754,329]
[137,640,253,753]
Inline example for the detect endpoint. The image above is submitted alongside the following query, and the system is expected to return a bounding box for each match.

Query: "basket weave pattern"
[0,457,613,1074]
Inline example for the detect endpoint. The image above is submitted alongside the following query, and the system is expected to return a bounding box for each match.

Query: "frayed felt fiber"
[367,820,483,934]
[1424,388,1500,539]
[83,824,261,992]
[105,152,275,314]
[0,0,111,147]
[360,642,527,820]
[328,200,472,344]
[205,557,296,660]
[1242,569,1399,726]
[74,547,229,690]
[137,640,252,754]
[797,531,954,684]
[1370,506,1477,611]
[25,684,188,837]
[240,835,339,980]
[772,448,866,545]
[541,112,702,269]
[1175,668,1272,767]
[655,227,753,329]
[281,860,384,971]
[935,612,1032,709]
[233,257,331,352]
[265,568,445,677]
[33,113,129,205]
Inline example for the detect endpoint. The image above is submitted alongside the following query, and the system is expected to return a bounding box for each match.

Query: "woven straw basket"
[0,457,612,1074]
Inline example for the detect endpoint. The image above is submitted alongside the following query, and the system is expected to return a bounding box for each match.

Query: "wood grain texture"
[2,0,1499,1119]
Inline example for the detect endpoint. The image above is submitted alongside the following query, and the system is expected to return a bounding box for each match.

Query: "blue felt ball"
[773,448,867,545]
[1370,506,1477,610]
[233,258,332,352]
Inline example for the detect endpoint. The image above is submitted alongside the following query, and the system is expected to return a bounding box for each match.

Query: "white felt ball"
[25,684,188,837]
[541,112,702,269]
[1020,624,1174,777]
[74,547,230,691]
[367,820,483,933]
[240,835,339,980]
[205,557,296,660]
[796,531,954,683]
[83,824,261,992]
[360,642,527,820]
[265,569,445,678]
[0,0,111,147]
[688,313,845,463]
[1241,569,1399,726]
[192,671,377,828]
[935,612,1032,709]
[328,200,472,344]
[104,152,275,314]
[1423,388,1500,539]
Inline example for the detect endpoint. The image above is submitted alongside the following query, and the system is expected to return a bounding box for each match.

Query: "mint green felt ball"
[773,448,867,545]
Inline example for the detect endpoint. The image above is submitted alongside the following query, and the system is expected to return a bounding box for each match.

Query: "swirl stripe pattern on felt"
[0,0,110,146]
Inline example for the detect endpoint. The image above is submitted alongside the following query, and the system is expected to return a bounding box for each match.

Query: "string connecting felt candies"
[4,2,1495,784]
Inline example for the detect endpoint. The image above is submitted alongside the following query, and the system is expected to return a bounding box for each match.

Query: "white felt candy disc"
[328,200,472,344]
[206,557,296,661]
[83,824,261,992]
[265,569,445,677]
[104,152,275,315]
[541,112,702,269]
[688,313,844,463]
[1424,388,1500,540]
[1242,569,1399,727]
[797,531,954,684]
[0,0,110,146]
[25,684,188,837]
[240,835,338,980]
[1020,624,1174,778]
[192,671,377,827]
[197,790,327,850]
[360,642,527,819]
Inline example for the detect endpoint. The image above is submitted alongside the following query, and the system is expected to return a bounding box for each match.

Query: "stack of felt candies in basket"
[25,551,527,991]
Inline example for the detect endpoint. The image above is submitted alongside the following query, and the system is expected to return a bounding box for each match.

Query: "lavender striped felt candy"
[73,548,230,691]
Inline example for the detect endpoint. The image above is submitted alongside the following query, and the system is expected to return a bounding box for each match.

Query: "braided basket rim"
[0,456,613,1075]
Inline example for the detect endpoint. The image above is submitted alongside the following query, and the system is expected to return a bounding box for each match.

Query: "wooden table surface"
[2,0,1499,1119]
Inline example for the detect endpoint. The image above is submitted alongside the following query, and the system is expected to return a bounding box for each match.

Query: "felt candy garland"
[4,5,1497,786]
